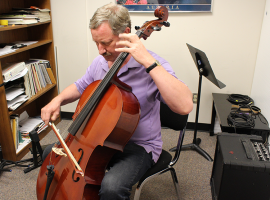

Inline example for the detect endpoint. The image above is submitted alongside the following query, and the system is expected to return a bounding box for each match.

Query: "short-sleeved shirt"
[74,50,179,162]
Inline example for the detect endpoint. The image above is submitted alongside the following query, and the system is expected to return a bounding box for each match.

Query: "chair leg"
[134,174,157,200]
[170,167,181,200]
[134,186,142,200]
[134,170,168,200]
[134,168,176,200]
[134,176,151,200]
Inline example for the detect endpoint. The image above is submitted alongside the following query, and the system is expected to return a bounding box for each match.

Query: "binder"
[2,62,26,81]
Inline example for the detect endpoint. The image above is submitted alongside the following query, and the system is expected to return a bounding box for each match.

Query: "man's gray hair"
[90,3,131,35]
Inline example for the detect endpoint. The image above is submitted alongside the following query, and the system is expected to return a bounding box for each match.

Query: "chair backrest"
[160,102,188,166]
[160,102,188,131]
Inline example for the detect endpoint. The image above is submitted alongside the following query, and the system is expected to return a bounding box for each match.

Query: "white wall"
[50,0,90,112]
[251,0,270,123]
[51,0,266,123]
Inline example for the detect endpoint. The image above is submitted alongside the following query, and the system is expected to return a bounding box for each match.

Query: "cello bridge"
[52,147,67,157]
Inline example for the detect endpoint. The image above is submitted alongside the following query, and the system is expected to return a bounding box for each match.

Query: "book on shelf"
[5,77,29,110]
[12,7,51,22]
[13,41,38,46]
[0,41,38,58]
[0,9,40,24]
[2,62,26,82]
[25,62,36,96]
[1,18,39,25]
[0,12,40,22]
[3,59,54,111]
[12,7,50,12]
[33,62,46,88]
[0,15,39,19]
[23,59,54,98]
[10,116,17,150]
[46,68,55,84]
[38,64,49,87]
[0,11,39,19]
[0,7,51,24]
[10,114,23,151]
[30,59,54,84]
[7,94,29,111]
[23,72,31,98]
[31,63,42,91]
[0,45,15,56]
[16,111,48,153]
[5,87,25,101]
[6,68,28,83]
[4,77,25,91]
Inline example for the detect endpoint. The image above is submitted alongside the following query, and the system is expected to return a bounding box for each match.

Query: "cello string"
[46,43,134,171]
[69,46,134,134]
[48,120,72,165]
[68,52,129,134]
[61,120,74,139]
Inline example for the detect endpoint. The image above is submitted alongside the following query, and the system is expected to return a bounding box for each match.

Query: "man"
[41,3,193,199]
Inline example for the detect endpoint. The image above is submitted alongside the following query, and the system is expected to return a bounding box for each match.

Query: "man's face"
[91,22,123,63]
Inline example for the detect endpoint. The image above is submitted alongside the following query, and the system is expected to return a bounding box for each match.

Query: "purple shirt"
[74,50,179,162]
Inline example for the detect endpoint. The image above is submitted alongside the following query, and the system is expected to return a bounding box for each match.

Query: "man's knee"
[100,173,130,199]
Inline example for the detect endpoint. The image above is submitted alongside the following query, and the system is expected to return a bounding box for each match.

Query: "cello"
[36,6,170,200]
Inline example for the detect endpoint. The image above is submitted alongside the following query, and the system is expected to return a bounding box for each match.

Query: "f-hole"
[72,148,84,182]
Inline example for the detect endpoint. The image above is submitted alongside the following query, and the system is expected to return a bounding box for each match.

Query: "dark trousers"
[42,142,154,200]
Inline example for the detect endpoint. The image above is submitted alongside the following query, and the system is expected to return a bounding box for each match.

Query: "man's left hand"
[115,33,155,68]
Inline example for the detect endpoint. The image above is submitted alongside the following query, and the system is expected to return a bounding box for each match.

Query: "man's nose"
[98,44,106,55]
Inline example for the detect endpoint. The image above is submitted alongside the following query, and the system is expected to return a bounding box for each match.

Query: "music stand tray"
[187,43,226,89]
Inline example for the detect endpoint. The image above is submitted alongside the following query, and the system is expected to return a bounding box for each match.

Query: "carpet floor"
[0,120,216,200]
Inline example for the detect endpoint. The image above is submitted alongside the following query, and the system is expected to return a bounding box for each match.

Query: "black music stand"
[179,43,226,161]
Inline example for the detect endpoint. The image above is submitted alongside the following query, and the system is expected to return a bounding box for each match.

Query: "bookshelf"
[0,0,60,161]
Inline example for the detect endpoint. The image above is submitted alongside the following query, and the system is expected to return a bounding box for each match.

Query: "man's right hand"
[40,83,82,125]
[41,98,61,125]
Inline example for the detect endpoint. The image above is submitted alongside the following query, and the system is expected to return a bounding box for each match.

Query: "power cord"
[227,110,255,131]
[227,103,269,133]
[0,82,7,87]
[227,94,254,105]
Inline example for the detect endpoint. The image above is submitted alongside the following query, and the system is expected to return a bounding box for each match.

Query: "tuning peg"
[153,26,161,31]
[135,26,140,30]
[162,21,170,27]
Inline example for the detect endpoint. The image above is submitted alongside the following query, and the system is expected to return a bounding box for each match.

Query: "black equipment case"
[210,133,270,200]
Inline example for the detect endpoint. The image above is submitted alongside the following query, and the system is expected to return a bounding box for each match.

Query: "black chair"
[134,102,188,200]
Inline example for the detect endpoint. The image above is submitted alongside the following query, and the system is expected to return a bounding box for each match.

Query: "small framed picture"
[116,0,213,12]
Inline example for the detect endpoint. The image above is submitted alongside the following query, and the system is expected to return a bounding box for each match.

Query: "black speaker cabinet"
[210,133,270,200]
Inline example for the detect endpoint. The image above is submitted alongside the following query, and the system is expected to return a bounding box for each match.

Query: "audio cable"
[227,94,254,105]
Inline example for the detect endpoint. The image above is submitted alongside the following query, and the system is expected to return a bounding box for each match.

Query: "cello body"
[36,6,169,200]
[36,80,140,200]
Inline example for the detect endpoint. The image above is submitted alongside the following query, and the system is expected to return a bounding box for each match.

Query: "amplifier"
[210,133,270,200]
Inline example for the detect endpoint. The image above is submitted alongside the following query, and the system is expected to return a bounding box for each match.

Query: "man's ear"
[124,27,131,33]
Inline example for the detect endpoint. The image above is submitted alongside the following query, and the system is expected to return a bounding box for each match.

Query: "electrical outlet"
[193,93,198,104]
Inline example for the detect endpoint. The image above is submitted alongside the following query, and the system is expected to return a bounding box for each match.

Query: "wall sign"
[116,0,212,12]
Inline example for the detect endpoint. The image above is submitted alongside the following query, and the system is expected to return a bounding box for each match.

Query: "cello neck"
[68,6,169,135]
[68,51,130,136]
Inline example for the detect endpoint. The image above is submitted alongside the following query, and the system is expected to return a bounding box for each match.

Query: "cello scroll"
[135,6,170,40]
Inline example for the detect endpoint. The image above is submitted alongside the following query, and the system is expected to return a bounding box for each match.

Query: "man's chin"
[103,55,114,61]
